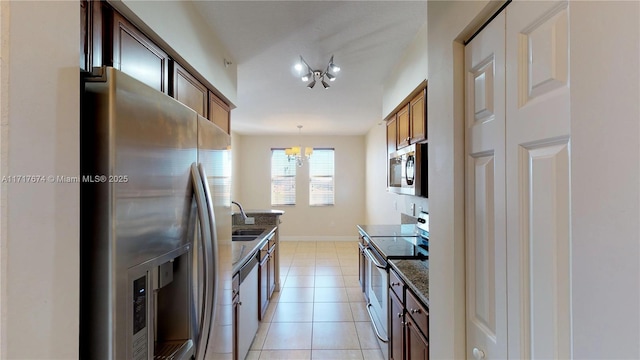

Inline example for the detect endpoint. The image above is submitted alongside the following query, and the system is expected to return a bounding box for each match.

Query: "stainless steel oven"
[357,222,429,360]
[362,238,389,347]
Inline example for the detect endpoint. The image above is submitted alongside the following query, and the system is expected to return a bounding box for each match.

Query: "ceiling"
[192,1,427,136]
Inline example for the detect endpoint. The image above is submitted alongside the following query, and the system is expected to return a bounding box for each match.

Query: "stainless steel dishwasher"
[237,254,259,360]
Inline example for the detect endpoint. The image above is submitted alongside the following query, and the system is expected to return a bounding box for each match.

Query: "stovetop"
[357,224,418,237]
[367,235,429,259]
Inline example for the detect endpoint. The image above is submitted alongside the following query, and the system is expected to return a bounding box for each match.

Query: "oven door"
[363,244,389,345]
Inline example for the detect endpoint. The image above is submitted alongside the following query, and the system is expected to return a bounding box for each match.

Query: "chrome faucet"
[231,201,248,220]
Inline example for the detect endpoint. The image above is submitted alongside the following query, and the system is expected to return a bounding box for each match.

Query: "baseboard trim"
[280,235,357,242]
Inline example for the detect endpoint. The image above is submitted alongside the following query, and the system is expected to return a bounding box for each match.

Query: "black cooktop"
[367,235,429,259]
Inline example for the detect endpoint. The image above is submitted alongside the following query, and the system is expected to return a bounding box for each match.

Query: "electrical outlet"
[245,217,255,225]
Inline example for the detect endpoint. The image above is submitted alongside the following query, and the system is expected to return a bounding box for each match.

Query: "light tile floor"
[245,241,384,360]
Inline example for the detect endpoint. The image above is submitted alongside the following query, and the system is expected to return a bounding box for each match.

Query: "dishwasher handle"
[239,253,258,283]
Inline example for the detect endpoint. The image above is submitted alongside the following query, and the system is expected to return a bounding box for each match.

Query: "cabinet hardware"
[410,308,422,314]
[472,347,486,360]
[397,312,403,318]
[391,282,401,286]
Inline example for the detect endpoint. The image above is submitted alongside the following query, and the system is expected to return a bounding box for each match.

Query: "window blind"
[309,148,335,206]
[271,149,296,205]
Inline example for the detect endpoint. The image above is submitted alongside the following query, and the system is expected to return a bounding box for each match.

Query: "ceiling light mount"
[296,55,340,89]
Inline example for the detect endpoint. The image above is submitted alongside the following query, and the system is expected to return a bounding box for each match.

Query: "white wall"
[428,0,640,358]
[234,134,365,241]
[365,13,429,225]
[382,21,428,119]
[364,122,428,224]
[114,0,238,105]
[0,1,79,358]
[570,2,639,357]
[364,123,399,224]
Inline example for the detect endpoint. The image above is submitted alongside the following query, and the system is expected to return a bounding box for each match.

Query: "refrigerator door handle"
[198,162,219,347]
[191,163,215,360]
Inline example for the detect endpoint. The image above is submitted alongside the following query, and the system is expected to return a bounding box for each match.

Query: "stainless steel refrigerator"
[80,67,232,360]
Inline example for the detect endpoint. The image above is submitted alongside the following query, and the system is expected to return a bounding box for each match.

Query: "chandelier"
[285,125,313,167]
[295,55,340,89]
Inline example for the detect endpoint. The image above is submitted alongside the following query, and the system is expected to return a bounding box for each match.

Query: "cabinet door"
[112,12,169,93]
[232,273,240,360]
[209,92,230,134]
[409,89,426,144]
[172,62,208,117]
[405,315,429,360]
[258,256,269,320]
[397,104,410,148]
[268,247,276,298]
[389,291,404,360]
[387,115,397,154]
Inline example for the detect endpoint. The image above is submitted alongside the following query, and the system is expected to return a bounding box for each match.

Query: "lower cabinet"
[259,241,269,320]
[232,273,240,360]
[258,234,277,320]
[388,268,429,360]
[389,291,405,360]
[405,315,429,360]
[268,242,277,298]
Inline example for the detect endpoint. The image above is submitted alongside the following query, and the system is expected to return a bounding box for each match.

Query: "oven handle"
[366,303,389,343]
[363,247,387,269]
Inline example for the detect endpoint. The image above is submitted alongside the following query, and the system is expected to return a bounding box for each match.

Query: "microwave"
[388,143,427,197]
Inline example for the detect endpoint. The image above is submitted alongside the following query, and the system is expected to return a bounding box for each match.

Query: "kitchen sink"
[232,235,258,242]
[232,229,265,236]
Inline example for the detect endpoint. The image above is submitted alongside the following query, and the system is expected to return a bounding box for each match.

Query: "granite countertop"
[389,259,429,307]
[231,225,276,274]
[232,209,285,216]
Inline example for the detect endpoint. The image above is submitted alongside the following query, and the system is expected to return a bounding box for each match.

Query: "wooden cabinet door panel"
[406,290,428,339]
[389,268,405,300]
[397,104,410,148]
[387,115,397,154]
[258,256,269,320]
[209,92,230,134]
[406,315,429,360]
[268,248,276,298]
[173,62,208,117]
[389,290,404,360]
[409,89,426,143]
[112,12,169,93]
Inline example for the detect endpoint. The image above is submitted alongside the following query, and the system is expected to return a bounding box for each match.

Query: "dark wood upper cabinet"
[396,104,411,149]
[209,92,231,134]
[81,0,105,72]
[409,89,426,144]
[386,81,428,155]
[172,62,208,117]
[387,114,398,155]
[111,11,169,93]
[82,1,232,131]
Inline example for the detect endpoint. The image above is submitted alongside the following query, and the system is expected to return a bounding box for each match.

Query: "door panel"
[465,11,507,360]
[506,1,571,358]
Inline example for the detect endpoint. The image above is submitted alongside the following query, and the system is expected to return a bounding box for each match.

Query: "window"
[271,149,296,205]
[309,148,335,206]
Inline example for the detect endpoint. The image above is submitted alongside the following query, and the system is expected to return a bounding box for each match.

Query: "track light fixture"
[295,55,340,89]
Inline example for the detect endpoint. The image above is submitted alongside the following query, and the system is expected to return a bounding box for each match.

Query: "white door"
[464,11,508,360]
[505,1,571,358]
